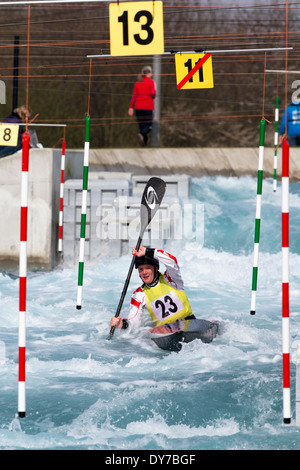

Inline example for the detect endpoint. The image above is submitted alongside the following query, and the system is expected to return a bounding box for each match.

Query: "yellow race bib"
[143,275,193,326]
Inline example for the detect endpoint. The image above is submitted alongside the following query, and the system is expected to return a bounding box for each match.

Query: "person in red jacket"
[128,65,156,147]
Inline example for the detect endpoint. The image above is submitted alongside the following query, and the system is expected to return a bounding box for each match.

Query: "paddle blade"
[140,177,166,234]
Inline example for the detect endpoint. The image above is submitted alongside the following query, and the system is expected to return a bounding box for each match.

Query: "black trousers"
[135,109,153,145]
[0,141,22,158]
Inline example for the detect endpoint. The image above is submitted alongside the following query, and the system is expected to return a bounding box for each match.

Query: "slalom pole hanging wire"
[0,0,111,4]
[18,4,31,419]
[76,60,92,310]
[282,0,291,426]
[87,47,293,59]
[267,0,293,426]
[266,70,300,74]
[250,53,268,316]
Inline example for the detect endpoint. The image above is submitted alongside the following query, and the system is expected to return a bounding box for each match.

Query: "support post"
[12,35,19,111]
[151,55,161,147]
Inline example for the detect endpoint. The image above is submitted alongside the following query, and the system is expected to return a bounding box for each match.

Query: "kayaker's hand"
[110,317,122,328]
[132,246,146,257]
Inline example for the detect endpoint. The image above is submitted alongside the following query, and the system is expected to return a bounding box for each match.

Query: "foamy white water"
[1,176,300,450]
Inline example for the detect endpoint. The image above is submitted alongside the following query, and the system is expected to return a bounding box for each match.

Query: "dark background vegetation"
[0,0,299,149]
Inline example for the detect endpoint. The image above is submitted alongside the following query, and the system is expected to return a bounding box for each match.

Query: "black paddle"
[107,177,166,340]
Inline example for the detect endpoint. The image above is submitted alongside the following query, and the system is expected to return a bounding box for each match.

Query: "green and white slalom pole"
[250,118,266,315]
[273,96,279,192]
[76,114,90,310]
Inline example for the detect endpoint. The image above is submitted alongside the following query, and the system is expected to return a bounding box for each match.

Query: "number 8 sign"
[0,124,19,146]
[109,1,164,56]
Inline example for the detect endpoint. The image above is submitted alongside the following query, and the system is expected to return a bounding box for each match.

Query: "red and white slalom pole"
[282,138,291,424]
[58,139,66,253]
[19,132,30,418]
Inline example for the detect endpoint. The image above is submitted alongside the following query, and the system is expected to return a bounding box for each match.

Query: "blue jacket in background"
[280,101,300,136]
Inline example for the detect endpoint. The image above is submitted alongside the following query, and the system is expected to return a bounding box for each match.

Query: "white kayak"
[150,318,220,352]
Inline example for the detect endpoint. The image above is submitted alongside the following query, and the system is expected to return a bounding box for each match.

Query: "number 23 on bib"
[144,276,194,326]
[109,1,164,56]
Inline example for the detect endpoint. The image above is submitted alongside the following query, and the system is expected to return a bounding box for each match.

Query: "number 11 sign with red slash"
[175,53,214,90]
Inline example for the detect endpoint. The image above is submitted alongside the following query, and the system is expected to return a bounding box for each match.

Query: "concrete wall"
[86,146,300,181]
[1,145,300,270]
[0,148,60,270]
[53,146,300,180]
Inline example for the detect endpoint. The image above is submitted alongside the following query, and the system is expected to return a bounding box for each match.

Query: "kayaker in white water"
[110,246,219,351]
[111,245,196,329]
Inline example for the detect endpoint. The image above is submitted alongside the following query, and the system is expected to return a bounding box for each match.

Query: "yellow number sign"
[0,124,19,146]
[109,1,164,56]
[175,53,214,90]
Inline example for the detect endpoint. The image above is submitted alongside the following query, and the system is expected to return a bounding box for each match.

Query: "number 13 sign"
[109,1,164,56]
